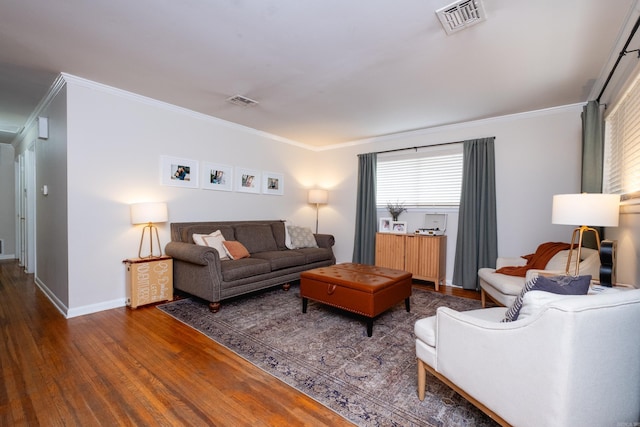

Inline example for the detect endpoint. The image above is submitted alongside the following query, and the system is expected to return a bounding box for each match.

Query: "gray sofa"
[165,220,336,312]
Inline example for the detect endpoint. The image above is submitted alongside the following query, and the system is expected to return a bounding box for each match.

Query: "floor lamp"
[130,202,169,258]
[551,193,620,275]
[308,189,328,234]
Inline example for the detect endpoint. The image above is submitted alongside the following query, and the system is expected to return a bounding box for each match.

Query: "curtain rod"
[597,14,640,103]
[374,140,463,155]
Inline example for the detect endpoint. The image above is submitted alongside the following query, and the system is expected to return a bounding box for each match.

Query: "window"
[376,144,463,207]
[604,71,640,199]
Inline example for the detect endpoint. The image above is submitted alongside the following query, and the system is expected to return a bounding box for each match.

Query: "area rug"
[158,285,498,427]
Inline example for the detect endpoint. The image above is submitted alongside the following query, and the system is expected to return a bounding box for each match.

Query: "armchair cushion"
[479,247,600,308]
[503,274,591,322]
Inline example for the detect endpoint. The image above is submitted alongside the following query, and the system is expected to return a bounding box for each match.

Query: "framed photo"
[379,217,392,232]
[391,221,408,234]
[236,167,261,194]
[202,162,233,191]
[161,156,199,188]
[262,171,284,196]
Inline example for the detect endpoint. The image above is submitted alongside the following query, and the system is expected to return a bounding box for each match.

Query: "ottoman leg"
[405,297,411,312]
[366,319,373,337]
[302,297,308,313]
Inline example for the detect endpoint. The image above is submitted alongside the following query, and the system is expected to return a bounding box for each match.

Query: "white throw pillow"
[286,225,318,249]
[545,249,579,272]
[284,221,295,249]
[192,230,229,260]
[518,290,572,320]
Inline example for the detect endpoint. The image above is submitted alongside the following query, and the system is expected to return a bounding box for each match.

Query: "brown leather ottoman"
[300,263,412,337]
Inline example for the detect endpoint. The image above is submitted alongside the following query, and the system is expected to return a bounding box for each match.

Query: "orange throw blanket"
[495,242,571,277]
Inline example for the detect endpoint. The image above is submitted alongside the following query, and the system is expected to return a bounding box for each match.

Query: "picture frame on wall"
[202,162,233,191]
[160,155,199,188]
[379,217,392,232]
[391,221,408,234]
[235,167,261,194]
[262,171,284,196]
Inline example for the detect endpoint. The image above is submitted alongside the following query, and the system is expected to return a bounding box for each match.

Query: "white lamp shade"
[308,189,328,204]
[130,202,168,225]
[552,193,620,227]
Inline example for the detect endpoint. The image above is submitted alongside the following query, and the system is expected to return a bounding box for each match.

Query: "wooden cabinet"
[123,256,173,308]
[375,233,446,290]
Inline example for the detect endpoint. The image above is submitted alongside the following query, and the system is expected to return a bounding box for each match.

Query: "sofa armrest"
[495,256,526,269]
[314,233,335,249]
[165,241,222,268]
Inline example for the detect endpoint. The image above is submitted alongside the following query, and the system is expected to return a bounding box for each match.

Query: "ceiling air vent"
[436,0,486,35]
[226,94,259,107]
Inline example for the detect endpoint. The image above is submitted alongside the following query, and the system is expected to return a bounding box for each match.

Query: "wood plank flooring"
[0,260,480,426]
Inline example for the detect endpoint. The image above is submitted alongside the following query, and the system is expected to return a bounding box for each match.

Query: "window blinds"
[376,145,463,207]
[604,71,640,198]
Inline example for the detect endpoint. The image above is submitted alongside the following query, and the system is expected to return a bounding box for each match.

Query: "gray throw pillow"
[502,275,591,322]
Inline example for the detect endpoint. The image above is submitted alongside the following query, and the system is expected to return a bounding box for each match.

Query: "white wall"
[0,143,15,258]
[314,105,585,284]
[64,76,323,316]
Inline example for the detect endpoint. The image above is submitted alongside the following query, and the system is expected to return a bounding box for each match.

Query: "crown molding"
[11,74,66,147]
[316,103,585,152]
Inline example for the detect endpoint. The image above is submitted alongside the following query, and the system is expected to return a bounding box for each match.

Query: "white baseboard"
[0,254,16,260]
[35,276,127,318]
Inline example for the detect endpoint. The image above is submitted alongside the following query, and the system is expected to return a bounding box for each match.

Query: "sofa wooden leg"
[209,302,221,313]
[282,283,291,291]
[417,358,426,401]
[481,288,486,308]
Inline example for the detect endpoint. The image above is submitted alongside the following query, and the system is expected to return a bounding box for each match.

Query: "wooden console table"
[375,233,446,290]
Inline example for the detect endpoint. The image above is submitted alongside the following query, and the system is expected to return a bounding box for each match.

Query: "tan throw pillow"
[192,230,229,260]
[222,241,251,260]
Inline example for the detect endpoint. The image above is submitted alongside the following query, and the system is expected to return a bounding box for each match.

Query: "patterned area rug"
[158,285,498,427]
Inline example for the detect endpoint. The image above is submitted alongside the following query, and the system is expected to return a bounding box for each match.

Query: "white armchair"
[478,247,600,307]
[415,288,640,427]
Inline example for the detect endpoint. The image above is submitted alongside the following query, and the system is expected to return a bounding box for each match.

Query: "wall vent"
[436,0,486,35]
[226,95,259,107]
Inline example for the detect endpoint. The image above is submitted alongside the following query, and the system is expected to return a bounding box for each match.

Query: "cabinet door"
[375,233,405,270]
[405,235,444,283]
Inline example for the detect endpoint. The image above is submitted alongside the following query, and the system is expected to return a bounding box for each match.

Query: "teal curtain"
[581,100,604,193]
[352,152,377,265]
[453,138,497,290]
[581,100,605,247]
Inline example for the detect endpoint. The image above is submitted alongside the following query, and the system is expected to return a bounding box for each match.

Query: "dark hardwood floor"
[0,260,480,426]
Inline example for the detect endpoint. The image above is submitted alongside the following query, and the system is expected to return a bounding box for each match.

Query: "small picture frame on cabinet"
[379,218,392,232]
[391,221,407,234]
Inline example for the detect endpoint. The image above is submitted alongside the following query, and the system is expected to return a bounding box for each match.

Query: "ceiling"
[1,0,639,147]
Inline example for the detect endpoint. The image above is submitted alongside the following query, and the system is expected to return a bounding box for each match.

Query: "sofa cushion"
[251,250,307,270]
[270,222,287,250]
[184,225,235,243]
[287,225,318,248]
[222,241,251,260]
[235,224,278,253]
[293,247,333,263]
[503,275,592,322]
[192,230,230,260]
[220,258,271,282]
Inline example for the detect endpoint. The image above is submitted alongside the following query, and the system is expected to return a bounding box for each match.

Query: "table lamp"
[308,189,328,234]
[551,193,620,275]
[130,202,168,258]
